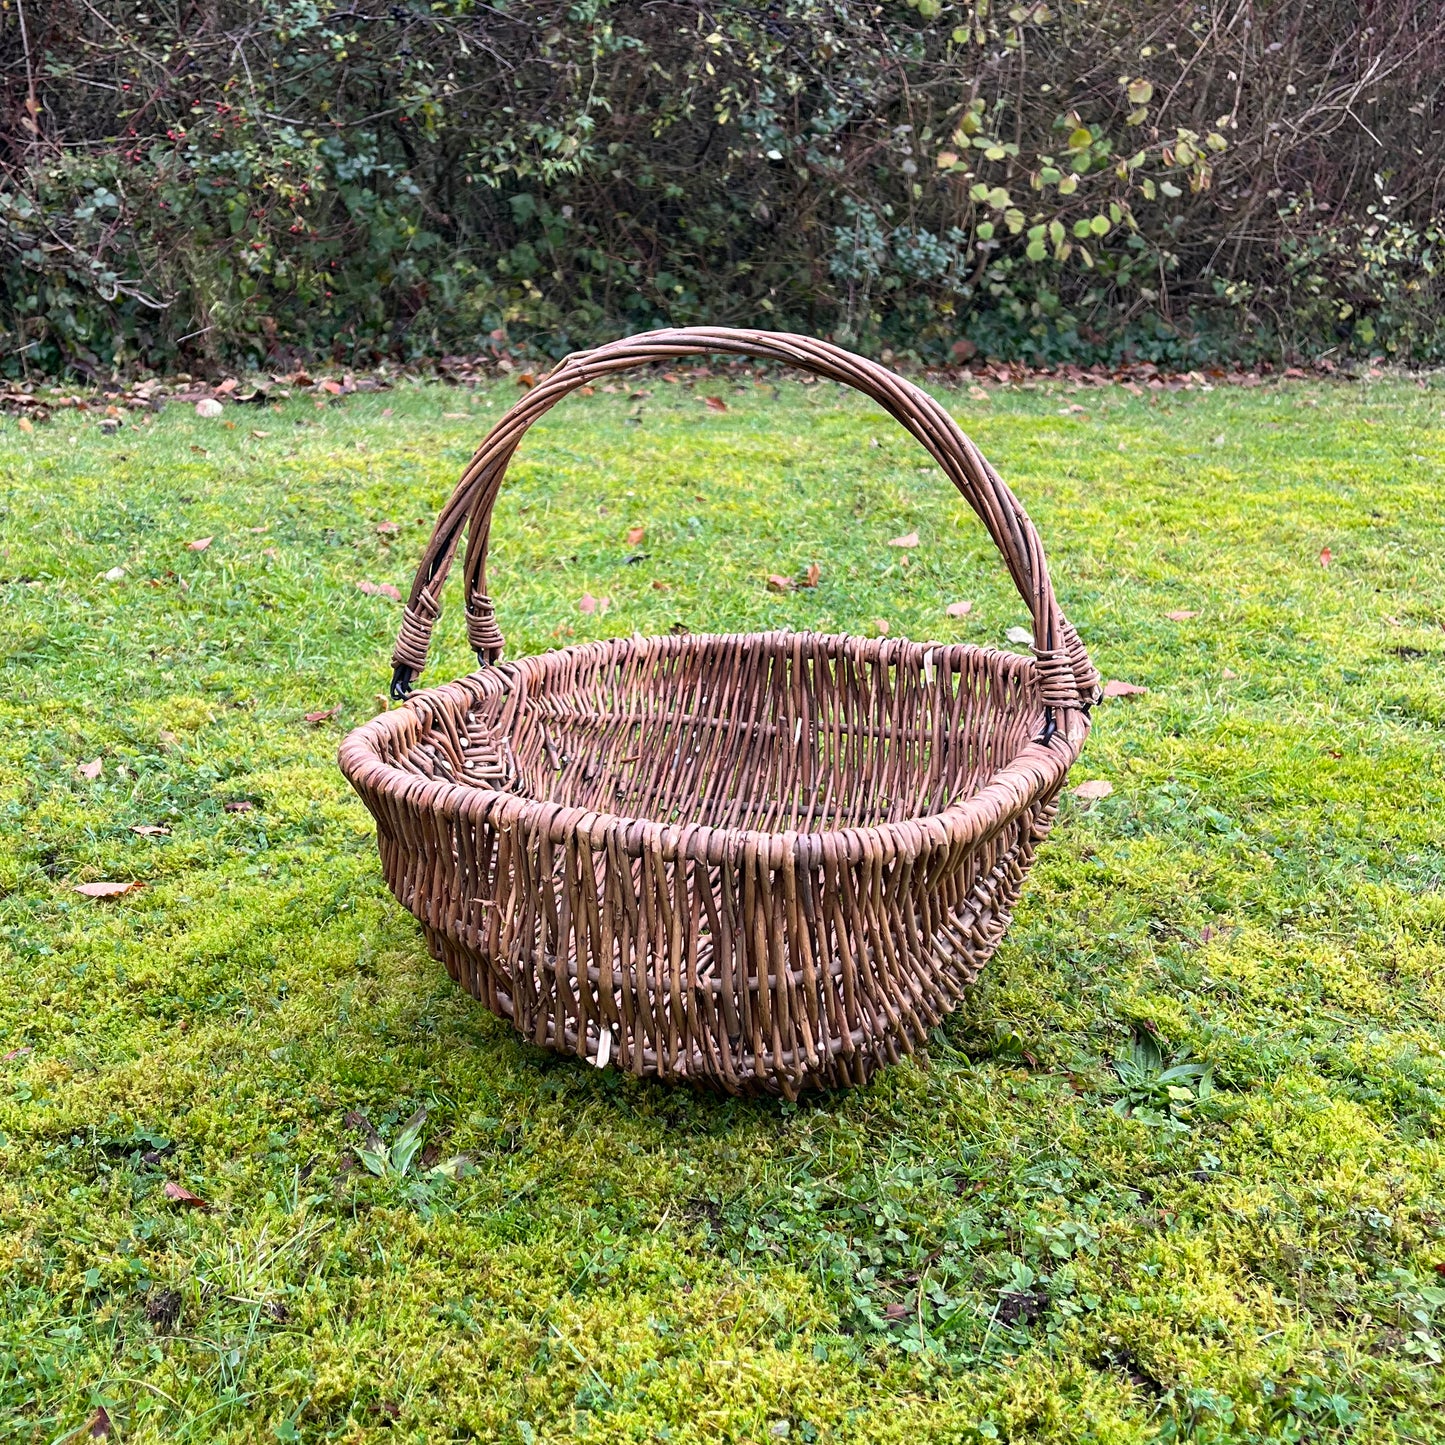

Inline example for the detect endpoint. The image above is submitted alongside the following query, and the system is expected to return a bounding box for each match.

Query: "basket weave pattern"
[340,329,1098,1097]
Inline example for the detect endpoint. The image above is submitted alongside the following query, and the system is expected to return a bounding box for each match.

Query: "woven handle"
[391,327,1098,728]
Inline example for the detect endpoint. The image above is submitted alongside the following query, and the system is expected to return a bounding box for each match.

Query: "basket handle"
[390,327,1099,733]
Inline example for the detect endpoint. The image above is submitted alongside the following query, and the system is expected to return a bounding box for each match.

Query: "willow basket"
[339,328,1099,1098]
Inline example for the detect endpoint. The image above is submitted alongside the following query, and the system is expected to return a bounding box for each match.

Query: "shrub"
[2,0,1442,374]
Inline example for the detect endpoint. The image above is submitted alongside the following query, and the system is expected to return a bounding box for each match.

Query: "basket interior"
[395,633,1041,834]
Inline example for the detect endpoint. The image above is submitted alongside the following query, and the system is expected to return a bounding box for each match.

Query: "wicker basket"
[339,328,1098,1097]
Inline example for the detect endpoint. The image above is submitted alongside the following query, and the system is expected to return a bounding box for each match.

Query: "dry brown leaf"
[1199,925,1217,943]
[250,429,270,439]
[1102,679,1148,699]
[967,385,990,401]
[75,880,142,898]
[376,520,400,536]
[1319,546,1332,568]
[703,396,728,412]
[304,705,342,725]
[1073,779,1114,801]
[187,536,213,552]
[320,379,343,395]
[378,583,400,601]
[87,1405,112,1439]
[131,824,171,837]
[874,618,891,636]
[216,378,239,395]
[77,758,103,781]
[189,444,208,456]
[766,574,794,593]
[517,372,537,389]
[651,579,670,591]
[2,1046,32,1061]
[884,1302,910,1320]
[888,531,920,548]
[578,592,610,616]
[1222,667,1238,680]
[223,800,254,814]
[163,1181,209,1208]
[442,412,469,420]
[626,525,646,546]
[945,600,973,618]
[802,562,821,588]
[18,417,33,434]
[357,579,380,595]
[1165,609,1198,622]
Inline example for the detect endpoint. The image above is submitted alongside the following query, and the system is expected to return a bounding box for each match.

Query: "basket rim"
[339,629,1088,866]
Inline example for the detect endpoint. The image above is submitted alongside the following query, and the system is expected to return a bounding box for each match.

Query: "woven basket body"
[339,329,1098,1096]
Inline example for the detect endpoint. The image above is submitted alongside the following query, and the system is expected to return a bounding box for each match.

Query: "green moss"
[1,373,1443,1442]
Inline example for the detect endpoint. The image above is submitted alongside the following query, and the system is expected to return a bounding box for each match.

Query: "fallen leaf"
[304,705,342,725]
[766,574,794,593]
[1073,779,1113,801]
[104,566,126,582]
[189,444,208,456]
[162,1181,208,1208]
[1318,546,1332,568]
[968,385,990,401]
[216,377,238,395]
[517,372,537,389]
[889,531,920,548]
[250,429,270,439]
[1199,925,1217,943]
[381,406,393,417]
[703,396,728,412]
[884,1302,910,1320]
[945,599,973,618]
[802,562,821,588]
[1165,609,1198,622]
[320,379,343,396]
[77,758,103,781]
[1005,625,1034,645]
[130,824,171,837]
[874,618,891,636]
[18,417,33,433]
[223,800,254,814]
[1222,667,1238,680]
[626,525,646,546]
[378,582,401,601]
[651,579,670,591]
[2,1046,32,1061]
[195,398,223,418]
[187,536,213,552]
[87,1405,112,1439]
[442,412,468,420]
[1102,679,1148,699]
[376,520,400,536]
[357,580,398,599]
[578,593,610,616]
[75,880,142,898]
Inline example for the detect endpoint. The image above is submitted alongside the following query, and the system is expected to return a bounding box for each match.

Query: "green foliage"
[2,1,1443,374]
[1,374,1445,1438]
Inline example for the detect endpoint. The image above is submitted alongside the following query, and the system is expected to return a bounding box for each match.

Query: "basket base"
[408,799,1054,1097]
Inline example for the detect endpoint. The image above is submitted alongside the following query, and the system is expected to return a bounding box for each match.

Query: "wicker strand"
[391,589,443,674]
[466,592,506,662]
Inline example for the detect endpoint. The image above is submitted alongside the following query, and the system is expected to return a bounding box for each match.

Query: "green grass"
[2,368,1444,1444]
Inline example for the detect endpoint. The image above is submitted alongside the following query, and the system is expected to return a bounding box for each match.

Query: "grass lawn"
[2,365,1444,1444]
